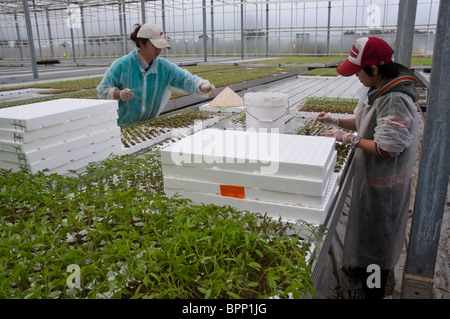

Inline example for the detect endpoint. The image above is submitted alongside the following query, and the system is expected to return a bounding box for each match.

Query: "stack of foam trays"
[0,99,122,175]
[161,129,339,226]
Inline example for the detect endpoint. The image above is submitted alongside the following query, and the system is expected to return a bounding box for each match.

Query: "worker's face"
[355,67,376,87]
[140,40,162,62]
[355,66,384,88]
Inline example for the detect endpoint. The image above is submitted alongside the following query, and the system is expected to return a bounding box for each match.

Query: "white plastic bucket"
[244,92,288,133]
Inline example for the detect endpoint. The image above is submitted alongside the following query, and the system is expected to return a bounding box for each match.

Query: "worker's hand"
[119,88,134,101]
[313,112,339,127]
[322,129,352,144]
[200,83,216,97]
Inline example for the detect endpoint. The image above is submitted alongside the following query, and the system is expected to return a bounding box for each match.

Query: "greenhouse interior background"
[0,0,441,61]
[0,0,448,302]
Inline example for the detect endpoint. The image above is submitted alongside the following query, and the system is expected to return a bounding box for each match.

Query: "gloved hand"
[322,129,352,144]
[200,83,216,97]
[119,88,134,101]
[313,112,339,128]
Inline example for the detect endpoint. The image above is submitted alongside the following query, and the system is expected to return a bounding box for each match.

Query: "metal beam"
[140,0,146,24]
[211,0,215,57]
[21,0,38,79]
[67,0,77,64]
[202,0,207,62]
[240,0,244,60]
[394,0,417,67]
[266,0,269,57]
[122,1,128,54]
[401,0,450,299]
[32,0,43,60]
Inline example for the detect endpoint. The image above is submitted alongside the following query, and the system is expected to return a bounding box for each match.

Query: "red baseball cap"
[337,37,392,76]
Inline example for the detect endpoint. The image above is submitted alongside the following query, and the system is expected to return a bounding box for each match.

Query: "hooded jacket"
[97,49,210,125]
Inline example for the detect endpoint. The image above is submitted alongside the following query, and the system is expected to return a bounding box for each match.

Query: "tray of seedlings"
[120,111,220,155]
[224,109,296,131]
[295,96,358,120]
[0,151,322,299]
[293,119,353,182]
[224,110,246,130]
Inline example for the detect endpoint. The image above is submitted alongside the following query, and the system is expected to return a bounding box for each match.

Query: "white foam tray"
[0,99,117,131]
[0,136,122,174]
[165,173,339,225]
[295,111,355,120]
[162,151,336,197]
[199,103,244,113]
[164,171,338,208]
[168,116,220,138]
[48,146,122,176]
[161,129,336,180]
[224,112,295,131]
[120,129,172,155]
[0,110,118,144]
[120,116,220,155]
[0,120,118,154]
[0,126,121,165]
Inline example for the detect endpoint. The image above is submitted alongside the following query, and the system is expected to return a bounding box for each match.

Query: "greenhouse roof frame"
[0,0,335,15]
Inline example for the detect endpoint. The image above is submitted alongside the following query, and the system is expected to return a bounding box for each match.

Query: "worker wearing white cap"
[314,37,420,299]
[97,23,216,125]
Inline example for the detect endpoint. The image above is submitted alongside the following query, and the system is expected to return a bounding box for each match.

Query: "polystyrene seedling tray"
[0,121,118,154]
[164,173,339,226]
[120,129,172,155]
[199,103,245,113]
[40,145,122,176]
[161,129,336,180]
[163,172,338,208]
[0,135,122,174]
[0,110,118,144]
[0,99,117,132]
[0,126,121,166]
[121,115,220,155]
[162,151,336,197]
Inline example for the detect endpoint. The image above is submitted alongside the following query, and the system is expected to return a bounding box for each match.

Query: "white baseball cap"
[137,23,171,49]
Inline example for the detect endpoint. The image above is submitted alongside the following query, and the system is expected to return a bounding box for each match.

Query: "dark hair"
[363,61,399,78]
[363,49,398,78]
[130,24,149,48]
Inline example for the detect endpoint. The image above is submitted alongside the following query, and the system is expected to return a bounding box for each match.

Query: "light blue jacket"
[97,49,209,125]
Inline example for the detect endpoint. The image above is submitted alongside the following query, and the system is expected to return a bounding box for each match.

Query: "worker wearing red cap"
[314,37,420,299]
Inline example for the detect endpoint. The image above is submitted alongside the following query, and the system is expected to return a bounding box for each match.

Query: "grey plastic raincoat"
[97,48,210,125]
[343,64,420,270]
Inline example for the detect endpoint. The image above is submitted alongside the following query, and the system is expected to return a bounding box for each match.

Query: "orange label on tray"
[220,185,245,199]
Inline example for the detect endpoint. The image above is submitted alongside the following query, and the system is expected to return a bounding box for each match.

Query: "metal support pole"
[32,0,43,61]
[266,0,269,57]
[14,12,24,60]
[202,0,207,62]
[161,0,166,34]
[118,4,124,55]
[80,6,87,58]
[46,10,55,58]
[122,1,128,54]
[327,1,331,57]
[67,0,77,64]
[211,0,215,57]
[161,0,167,56]
[240,0,244,60]
[394,0,417,67]
[141,0,146,24]
[22,0,38,79]
[401,0,450,299]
